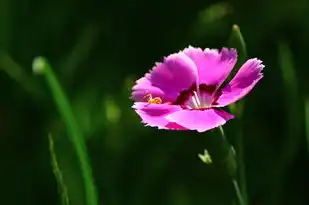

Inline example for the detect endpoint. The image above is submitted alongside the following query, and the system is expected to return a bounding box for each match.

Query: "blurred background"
[1,0,309,204]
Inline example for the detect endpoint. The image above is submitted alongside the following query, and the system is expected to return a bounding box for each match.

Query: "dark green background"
[1,0,309,204]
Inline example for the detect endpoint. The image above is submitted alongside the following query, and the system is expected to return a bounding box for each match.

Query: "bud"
[32,56,46,75]
[198,149,212,164]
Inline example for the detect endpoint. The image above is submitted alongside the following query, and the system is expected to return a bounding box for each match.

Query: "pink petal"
[166,108,234,132]
[133,102,187,130]
[131,78,165,102]
[131,52,198,102]
[214,58,264,107]
[183,46,237,89]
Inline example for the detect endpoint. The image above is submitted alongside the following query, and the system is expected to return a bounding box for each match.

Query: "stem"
[33,57,98,205]
[218,126,227,141]
[218,126,245,205]
[227,24,248,205]
[236,130,248,204]
[305,97,309,152]
[49,134,70,205]
[232,180,245,205]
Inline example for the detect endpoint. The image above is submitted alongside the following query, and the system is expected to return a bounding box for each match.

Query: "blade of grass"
[228,25,247,74]
[274,42,301,205]
[227,25,247,116]
[305,97,309,152]
[33,57,98,205]
[278,42,301,165]
[189,2,233,41]
[0,51,44,97]
[218,126,244,205]
[227,24,248,205]
[60,24,99,77]
[49,133,70,205]
[0,0,10,49]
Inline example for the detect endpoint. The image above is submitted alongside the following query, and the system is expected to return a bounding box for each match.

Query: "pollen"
[144,93,162,104]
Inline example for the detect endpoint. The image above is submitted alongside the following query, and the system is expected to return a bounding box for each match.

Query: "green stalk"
[49,133,70,205]
[227,24,248,205]
[33,57,98,205]
[218,126,244,205]
[305,97,309,153]
[232,180,245,205]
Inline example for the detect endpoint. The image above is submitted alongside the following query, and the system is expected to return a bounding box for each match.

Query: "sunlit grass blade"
[32,57,98,205]
[49,133,70,205]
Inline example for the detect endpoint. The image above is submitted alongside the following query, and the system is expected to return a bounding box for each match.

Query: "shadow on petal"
[166,108,234,132]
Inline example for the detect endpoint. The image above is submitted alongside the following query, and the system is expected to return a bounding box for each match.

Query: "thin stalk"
[33,57,98,205]
[236,129,248,205]
[49,134,70,205]
[305,97,309,152]
[227,24,248,205]
[232,180,245,205]
[219,126,245,205]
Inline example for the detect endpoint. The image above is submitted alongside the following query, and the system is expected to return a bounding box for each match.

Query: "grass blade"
[305,97,309,153]
[49,133,70,205]
[227,24,248,205]
[228,24,247,72]
[0,51,44,97]
[33,57,98,205]
[278,42,301,164]
[272,42,301,205]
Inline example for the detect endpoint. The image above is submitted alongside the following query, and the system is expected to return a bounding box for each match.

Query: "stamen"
[191,95,199,108]
[144,93,162,104]
[196,81,201,101]
[172,83,216,110]
[193,91,201,107]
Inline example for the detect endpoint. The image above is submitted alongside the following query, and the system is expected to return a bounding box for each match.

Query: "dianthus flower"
[131,46,264,132]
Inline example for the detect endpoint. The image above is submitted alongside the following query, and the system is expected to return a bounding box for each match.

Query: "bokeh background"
[1,0,309,204]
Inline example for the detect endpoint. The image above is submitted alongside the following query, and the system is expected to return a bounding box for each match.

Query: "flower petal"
[131,52,199,102]
[166,108,234,132]
[133,102,187,130]
[214,58,264,107]
[131,76,165,101]
[183,46,237,88]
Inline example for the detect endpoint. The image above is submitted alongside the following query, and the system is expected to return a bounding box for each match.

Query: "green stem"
[227,24,248,205]
[48,134,70,205]
[232,180,245,205]
[305,97,309,152]
[218,126,245,205]
[219,126,227,141]
[236,130,248,205]
[33,57,98,205]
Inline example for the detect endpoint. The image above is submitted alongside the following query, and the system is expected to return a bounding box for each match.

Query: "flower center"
[186,90,213,109]
[173,84,217,110]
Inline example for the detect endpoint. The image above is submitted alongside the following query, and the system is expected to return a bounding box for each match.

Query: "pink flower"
[131,46,264,132]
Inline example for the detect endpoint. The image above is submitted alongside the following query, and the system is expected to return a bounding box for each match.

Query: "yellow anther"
[144,93,162,104]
